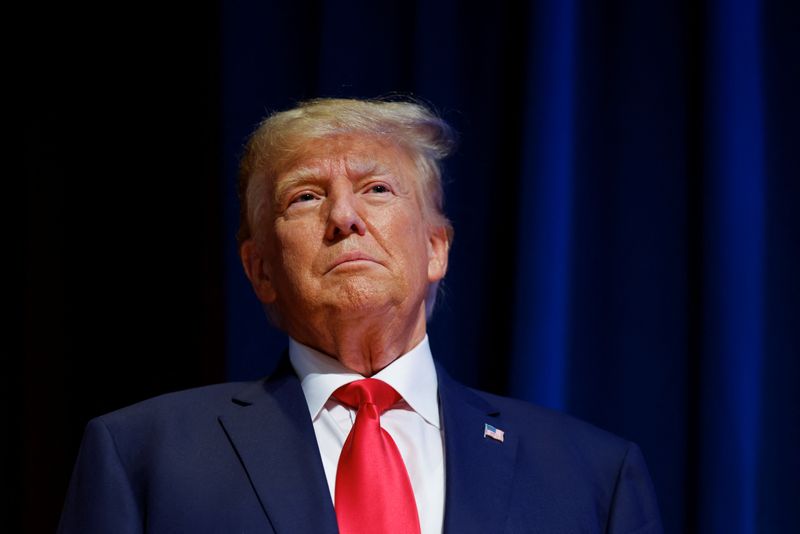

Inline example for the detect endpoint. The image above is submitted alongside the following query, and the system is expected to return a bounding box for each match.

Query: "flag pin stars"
[483,423,505,442]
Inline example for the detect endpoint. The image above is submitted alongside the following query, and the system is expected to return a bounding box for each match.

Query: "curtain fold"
[700,0,764,531]
[509,0,575,412]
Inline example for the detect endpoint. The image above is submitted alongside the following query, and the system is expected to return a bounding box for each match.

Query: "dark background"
[19,1,798,533]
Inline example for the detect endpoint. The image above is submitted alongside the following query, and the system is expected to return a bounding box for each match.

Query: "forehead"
[277,133,417,179]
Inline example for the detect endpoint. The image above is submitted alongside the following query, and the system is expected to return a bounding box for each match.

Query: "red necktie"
[332,378,421,534]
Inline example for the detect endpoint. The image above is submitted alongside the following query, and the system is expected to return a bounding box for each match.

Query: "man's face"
[241,133,449,336]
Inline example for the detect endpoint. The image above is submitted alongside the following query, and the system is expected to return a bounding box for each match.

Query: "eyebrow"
[272,158,395,204]
[272,168,326,205]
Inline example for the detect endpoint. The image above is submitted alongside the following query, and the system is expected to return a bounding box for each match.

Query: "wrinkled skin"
[240,134,449,375]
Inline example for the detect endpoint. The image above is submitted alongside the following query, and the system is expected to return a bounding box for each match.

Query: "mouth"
[326,251,381,273]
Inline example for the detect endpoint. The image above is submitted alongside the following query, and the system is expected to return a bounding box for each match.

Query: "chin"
[326,280,403,315]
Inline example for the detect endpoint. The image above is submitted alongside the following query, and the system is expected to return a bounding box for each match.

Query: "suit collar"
[220,357,519,534]
[219,359,339,534]
[437,363,519,534]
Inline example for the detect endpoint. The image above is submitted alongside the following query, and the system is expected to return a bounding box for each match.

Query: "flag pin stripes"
[483,423,505,442]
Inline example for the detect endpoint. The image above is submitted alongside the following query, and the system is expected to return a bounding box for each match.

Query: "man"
[59,98,663,533]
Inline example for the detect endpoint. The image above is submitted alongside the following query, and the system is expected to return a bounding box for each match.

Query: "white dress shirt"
[288,335,445,534]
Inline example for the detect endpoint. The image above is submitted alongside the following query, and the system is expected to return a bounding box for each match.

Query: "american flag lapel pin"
[483,423,505,443]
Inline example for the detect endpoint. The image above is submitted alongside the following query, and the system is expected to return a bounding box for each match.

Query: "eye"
[367,184,390,194]
[290,192,319,204]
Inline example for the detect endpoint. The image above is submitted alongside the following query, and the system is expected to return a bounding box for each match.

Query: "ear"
[240,239,277,304]
[426,225,450,283]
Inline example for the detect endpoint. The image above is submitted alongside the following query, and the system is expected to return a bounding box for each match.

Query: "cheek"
[273,226,318,281]
[384,213,432,273]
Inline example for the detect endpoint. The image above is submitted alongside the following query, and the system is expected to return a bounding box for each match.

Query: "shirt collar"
[288,335,441,429]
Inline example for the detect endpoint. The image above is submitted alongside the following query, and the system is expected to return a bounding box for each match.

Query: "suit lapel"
[218,359,339,534]
[438,365,519,533]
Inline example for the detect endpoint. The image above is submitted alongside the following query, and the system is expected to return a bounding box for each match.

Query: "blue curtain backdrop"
[221,1,798,533]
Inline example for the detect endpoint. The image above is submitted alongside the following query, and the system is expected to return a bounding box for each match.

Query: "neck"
[286,303,428,376]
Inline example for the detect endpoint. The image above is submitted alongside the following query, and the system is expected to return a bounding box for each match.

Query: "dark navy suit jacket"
[59,359,663,533]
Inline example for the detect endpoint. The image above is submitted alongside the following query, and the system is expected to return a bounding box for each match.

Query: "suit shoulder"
[94,381,256,430]
[455,387,662,531]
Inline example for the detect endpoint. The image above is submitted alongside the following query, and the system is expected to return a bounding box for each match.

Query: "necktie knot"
[332,378,401,415]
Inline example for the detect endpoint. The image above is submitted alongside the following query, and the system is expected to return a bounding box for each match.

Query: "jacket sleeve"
[58,417,144,534]
[606,442,664,534]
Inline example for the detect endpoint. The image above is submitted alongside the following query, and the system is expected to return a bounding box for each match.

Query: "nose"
[324,187,367,241]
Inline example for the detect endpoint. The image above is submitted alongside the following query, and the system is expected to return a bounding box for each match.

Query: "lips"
[326,251,381,273]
